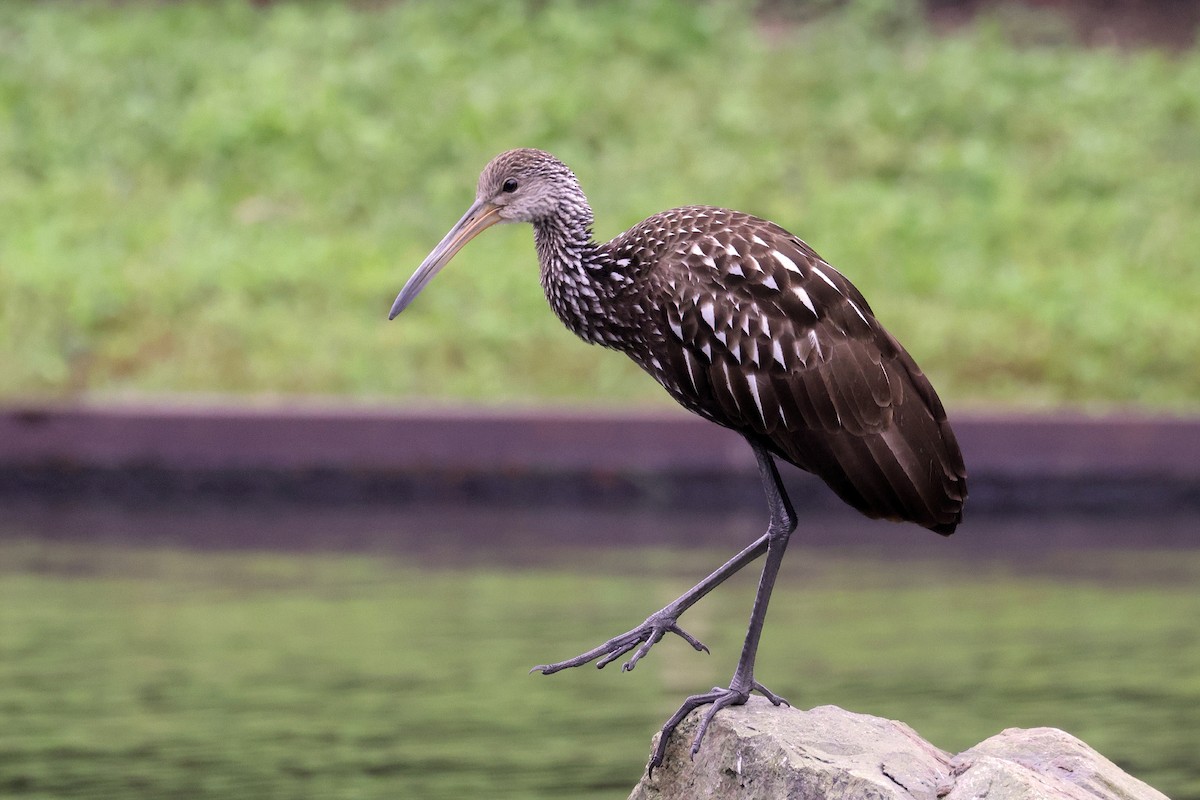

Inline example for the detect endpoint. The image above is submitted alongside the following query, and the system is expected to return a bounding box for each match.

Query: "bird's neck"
[533,208,640,350]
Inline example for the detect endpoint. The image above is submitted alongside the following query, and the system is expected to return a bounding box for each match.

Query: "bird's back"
[604,206,967,534]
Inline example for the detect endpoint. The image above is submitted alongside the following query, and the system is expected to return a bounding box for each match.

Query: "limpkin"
[389,148,966,771]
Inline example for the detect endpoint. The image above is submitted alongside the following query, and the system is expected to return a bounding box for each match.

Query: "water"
[2,499,1198,799]
[7,494,1199,565]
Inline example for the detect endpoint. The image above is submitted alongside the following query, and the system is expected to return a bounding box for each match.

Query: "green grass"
[1,0,1199,409]
[1,538,1198,799]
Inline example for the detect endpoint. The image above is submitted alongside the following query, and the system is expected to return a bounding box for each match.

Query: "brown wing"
[641,207,966,534]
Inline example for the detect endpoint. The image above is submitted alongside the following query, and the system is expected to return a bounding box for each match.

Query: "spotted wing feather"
[625,207,966,534]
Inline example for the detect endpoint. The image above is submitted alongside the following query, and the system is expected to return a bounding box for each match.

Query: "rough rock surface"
[628,698,1170,800]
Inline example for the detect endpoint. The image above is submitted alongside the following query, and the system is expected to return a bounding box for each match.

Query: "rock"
[947,727,1171,800]
[627,698,1170,800]
[629,700,950,800]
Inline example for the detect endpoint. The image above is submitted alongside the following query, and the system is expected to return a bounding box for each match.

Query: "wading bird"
[388,148,966,772]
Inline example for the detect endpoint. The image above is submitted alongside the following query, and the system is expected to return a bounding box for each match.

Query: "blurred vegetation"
[2,538,1198,799]
[1,0,1198,410]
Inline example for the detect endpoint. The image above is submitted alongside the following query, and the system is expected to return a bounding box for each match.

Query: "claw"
[646,681,789,777]
[672,625,710,654]
[753,680,789,706]
[620,628,664,671]
[623,623,707,672]
[531,615,707,676]
[596,640,640,670]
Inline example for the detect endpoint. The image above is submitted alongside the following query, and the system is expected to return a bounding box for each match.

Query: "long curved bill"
[388,199,503,319]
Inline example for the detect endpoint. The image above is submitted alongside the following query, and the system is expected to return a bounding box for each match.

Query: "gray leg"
[531,530,770,674]
[648,441,797,773]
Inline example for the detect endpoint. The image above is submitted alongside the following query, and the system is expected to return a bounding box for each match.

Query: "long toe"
[689,690,750,757]
[533,617,707,676]
[648,685,753,774]
[752,680,789,706]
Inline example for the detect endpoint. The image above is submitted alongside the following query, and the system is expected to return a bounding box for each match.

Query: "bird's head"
[388,148,584,319]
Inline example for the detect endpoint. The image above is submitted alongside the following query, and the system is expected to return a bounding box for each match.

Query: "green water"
[1,532,1198,799]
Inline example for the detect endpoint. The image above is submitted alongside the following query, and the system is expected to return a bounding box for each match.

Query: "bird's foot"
[648,680,788,776]
[530,611,708,675]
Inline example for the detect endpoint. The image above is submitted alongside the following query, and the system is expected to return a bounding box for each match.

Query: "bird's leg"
[649,442,797,774]
[531,532,770,675]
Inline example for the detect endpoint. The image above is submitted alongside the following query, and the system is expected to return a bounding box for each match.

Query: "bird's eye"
[502,178,519,193]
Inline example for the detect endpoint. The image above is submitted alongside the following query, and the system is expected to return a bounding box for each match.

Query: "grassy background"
[1,537,1198,799]
[1,0,1199,410]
